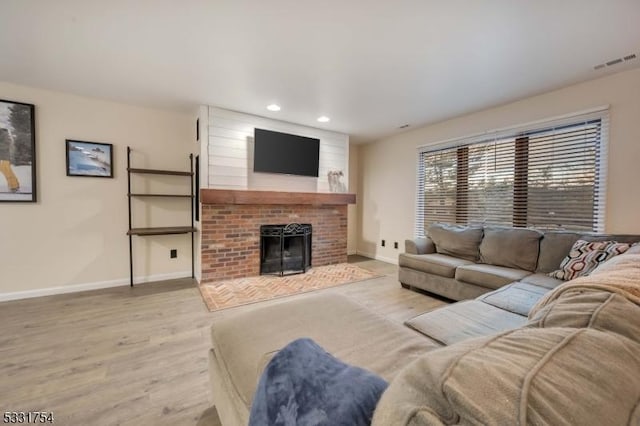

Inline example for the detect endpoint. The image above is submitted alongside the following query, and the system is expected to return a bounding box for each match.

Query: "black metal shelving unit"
[126,146,195,286]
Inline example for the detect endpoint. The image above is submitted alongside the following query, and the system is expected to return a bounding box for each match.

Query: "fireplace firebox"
[260,223,312,276]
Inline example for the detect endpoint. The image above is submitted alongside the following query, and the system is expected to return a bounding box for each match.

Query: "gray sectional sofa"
[399,223,640,301]
[208,224,640,425]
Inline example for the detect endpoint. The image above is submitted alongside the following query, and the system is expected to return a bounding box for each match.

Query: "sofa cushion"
[527,289,640,342]
[455,264,531,289]
[628,243,640,254]
[590,248,640,276]
[372,327,640,426]
[428,223,483,261]
[398,253,474,278]
[479,227,542,271]
[549,239,631,280]
[519,273,564,289]
[404,237,435,255]
[398,267,492,301]
[537,232,640,274]
[535,231,582,273]
[581,234,640,244]
[477,282,549,316]
[405,300,527,345]
[529,257,640,340]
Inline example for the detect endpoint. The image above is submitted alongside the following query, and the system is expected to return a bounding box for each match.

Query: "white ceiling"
[1,1,639,143]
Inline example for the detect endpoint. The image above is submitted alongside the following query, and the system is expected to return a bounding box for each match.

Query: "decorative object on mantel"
[0,99,36,202]
[328,169,346,193]
[198,263,380,312]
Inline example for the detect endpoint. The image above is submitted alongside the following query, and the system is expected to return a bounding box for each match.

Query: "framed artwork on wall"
[66,140,114,178]
[0,99,36,202]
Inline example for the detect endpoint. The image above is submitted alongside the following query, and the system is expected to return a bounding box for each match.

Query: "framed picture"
[66,140,114,178]
[0,99,36,202]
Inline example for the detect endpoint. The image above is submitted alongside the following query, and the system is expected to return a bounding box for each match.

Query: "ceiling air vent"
[594,53,637,71]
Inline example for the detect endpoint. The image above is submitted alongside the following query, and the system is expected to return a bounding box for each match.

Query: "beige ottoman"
[208,291,440,426]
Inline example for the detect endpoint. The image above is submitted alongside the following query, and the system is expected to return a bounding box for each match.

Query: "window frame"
[415,107,609,236]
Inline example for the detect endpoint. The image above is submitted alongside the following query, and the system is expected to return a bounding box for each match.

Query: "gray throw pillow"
[428,223,483,262]
[480,227,542,271]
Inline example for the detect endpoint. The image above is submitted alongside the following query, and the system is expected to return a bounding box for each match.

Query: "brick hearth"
[201,201,351,283]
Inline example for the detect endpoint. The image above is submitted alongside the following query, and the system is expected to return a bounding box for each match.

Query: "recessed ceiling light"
[317,116,330,123]
[267,104,281,111]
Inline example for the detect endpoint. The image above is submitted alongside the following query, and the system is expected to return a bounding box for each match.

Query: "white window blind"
[415,108,608,236]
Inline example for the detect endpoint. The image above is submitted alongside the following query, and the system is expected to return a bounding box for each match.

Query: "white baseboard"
[0,271,192,302]
[355,250,399,265]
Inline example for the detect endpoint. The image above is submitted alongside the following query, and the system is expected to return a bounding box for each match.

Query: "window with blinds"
[415,110,607,235]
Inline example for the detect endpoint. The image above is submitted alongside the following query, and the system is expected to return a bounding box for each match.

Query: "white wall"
[347,143,359,254]
[193,105,209,283]
[206,107,349,193]
[0,82,195,299]
[358,68,640,263]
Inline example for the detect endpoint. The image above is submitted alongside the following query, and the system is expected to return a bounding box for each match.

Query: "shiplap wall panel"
[208,143,247,159]
[321,145,347,155]
[209,155,247,168]
[211,127,252,140]
[207,107,349,193]
[210,165,249,177]
[208,174,249,187]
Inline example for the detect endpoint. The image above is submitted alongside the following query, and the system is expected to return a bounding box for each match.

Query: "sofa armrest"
[405,237,436,255]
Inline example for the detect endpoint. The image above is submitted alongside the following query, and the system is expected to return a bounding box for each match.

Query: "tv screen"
[253,128,320,177]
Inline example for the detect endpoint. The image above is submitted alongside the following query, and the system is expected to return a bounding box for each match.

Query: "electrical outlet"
[394,242,399,249]
[381,240,386,247]
[170,249,177,259]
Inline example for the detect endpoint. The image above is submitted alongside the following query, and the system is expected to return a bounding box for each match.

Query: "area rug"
[198,263,381,312]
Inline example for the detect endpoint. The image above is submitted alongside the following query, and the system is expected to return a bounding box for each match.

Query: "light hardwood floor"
[0,256,447,425]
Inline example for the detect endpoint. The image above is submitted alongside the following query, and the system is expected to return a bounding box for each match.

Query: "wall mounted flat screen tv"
[253,128,320,177]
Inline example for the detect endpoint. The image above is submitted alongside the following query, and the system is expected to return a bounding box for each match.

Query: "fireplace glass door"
[260,223,312,276]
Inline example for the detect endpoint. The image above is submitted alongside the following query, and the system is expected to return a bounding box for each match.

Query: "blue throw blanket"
[249,338,388,426]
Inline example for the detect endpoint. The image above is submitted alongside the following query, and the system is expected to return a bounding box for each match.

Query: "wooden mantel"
[201,189,356,206]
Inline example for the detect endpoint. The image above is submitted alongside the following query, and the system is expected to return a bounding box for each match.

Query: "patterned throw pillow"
[550,239,631,281]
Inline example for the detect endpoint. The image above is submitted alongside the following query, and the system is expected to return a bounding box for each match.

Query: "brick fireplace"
[200,189,356,283]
